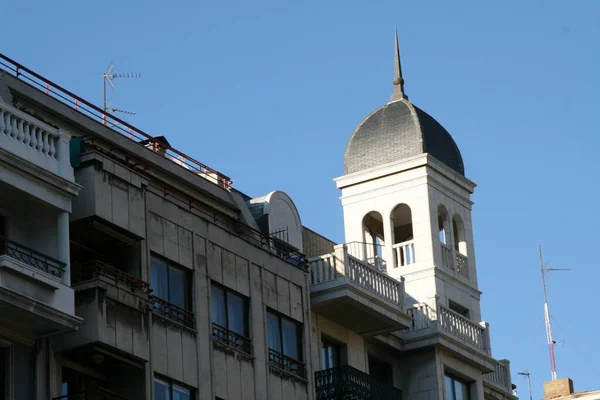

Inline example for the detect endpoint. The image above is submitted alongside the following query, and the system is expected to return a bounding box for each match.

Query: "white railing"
[405,299,489,353]
[393,240,416,267]
[0,100,72,180]
[309,245,403,306]
[345,241,387,272]
[441,243,453,269]
[438,305,485,350]
[484,359,513,393]
[455,253,469,279]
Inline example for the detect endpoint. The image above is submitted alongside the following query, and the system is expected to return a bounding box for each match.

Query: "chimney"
[544,378,574,398]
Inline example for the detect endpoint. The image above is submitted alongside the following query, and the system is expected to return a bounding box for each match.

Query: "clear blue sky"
[2,0,599,395]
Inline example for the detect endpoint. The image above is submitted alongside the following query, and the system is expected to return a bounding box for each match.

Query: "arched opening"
[452,214,466,255]
[391,204,415,267]
[358,211,385,270]
[438,205,452,268]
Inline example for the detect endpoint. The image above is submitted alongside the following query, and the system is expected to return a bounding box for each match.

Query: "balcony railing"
[152,296,195,329]
[212,322,252,354]
[315,365,402,400]
[309,245,403,306]
[52,387,132,400]
[405,299,489,353]
[440,244,469,279]
[484,359,513,393]
[393,240,416,267]
[0,235,65,279]
[455,253,469,278]
[268,348,306,379]
[345,241,387,272]
[73,260,151,294]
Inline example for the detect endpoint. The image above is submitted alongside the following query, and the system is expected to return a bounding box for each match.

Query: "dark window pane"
[151,258,169,301]
[282,318,300,360]
[267,313,281,352]
[169,267,187,309]
[445,376,454,400]
[154,379,171,400]
[321,339,340,369]
[456,379,469,400]
[211,286,226,327]
[227,292,248,336]
[172,384,191,400]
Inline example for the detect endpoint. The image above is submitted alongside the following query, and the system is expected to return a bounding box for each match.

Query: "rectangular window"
[445,374,470,400]
[151,256,194,328]
[448,300,470,318]
[321,337,341,370]
[211,283,251,353]
[267,311,304,378]
[154,377,192,400]
[0,346,7,400]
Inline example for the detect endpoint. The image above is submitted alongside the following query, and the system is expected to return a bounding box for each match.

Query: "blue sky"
[2,0,600,395]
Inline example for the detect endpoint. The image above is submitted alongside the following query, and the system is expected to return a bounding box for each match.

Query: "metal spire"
[391,27,408,101]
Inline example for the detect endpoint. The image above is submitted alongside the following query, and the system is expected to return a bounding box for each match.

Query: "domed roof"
[344,98,464,175]
[343,29,464,176]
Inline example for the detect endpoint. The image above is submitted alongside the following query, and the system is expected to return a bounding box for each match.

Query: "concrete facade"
[0,43,517,400]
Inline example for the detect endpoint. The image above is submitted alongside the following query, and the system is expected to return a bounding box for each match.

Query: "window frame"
[321,335,342,370]
[266,309,305,378]
[154,376,192,400]
[150,255,194,328]
[445,373,471,400]
[210,282,251,354]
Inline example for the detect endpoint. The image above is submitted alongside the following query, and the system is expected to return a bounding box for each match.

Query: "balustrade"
[0,101,71,179]
[308,245,403,306]
[441,243,453,269]
[0,234,65,279]
[393,240,416,267]
[484,359,512,393]
[455,253,469,278]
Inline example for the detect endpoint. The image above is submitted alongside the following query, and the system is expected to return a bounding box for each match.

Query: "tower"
[335,30,482,322]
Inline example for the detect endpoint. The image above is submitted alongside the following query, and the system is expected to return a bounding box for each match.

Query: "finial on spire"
[392,26,408,101]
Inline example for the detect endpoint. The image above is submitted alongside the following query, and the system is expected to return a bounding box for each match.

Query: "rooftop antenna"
[518,371,532,400]
[539,245,570,381]
[102,62,141,123]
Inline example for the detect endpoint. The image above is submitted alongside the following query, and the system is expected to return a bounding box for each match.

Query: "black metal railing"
[212,322,252,354]
[73,260,151,294]
[0,235,65,279]
[268,348,306,379]
[52,387,132,400]
[315,365,403,400]
[152,296,195,329]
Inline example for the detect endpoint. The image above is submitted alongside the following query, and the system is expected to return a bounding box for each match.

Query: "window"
[267,311,305,377]
[211,283,251,353]
[0,216,6,255]
[445,374,470,400]
[368,357,392,385]
[448,300,470,318]
[151,256,194,328]
[321,337,341,370]
[154,377,191,400]
[0,346,7,400]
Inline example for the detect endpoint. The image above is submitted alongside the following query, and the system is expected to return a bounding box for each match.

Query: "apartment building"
[0,32,516,400]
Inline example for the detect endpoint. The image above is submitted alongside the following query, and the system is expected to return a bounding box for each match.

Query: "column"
[57,210,70,286]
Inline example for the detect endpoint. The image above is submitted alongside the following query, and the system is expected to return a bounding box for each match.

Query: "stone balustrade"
[309,244,404,306]
[0,100,73,180]
[393,240,416,267]
[484,359,513,394]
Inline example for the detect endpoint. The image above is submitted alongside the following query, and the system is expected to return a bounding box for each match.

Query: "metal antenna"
[101,62,141,120]
[539,245,570,381]
[518,371,532,400]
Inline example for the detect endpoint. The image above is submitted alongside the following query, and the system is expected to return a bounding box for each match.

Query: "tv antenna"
[102,62,141,121]
[518,371,532,400]
[539,245,570,381]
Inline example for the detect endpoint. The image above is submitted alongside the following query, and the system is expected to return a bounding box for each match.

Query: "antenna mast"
[539,245,570,381]
[101,62,141,123]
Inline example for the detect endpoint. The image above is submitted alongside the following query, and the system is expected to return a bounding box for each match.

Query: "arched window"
[360,211,385,270]
[452,214,467,256]
[437,205,449,245]
[391,204,415,267]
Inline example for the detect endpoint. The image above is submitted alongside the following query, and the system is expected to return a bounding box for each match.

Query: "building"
[542,378,600,400]
[0,31,516,400]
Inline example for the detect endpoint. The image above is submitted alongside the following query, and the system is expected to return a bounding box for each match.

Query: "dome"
[344,98,464,175]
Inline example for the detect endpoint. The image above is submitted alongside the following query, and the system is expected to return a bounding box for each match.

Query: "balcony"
[309,244,411,335]
[0,99,73,181]
[212,322,252,355]
[440,244,469,279]
[484,359,515,395]
[393,240,416,268]
[0,235,79,336]
[52,260,151,361]
[152,296,195,329]
[402,298,494,370]
[268,348,306,379]
[315,365,402,400]
[53,387,133,400]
